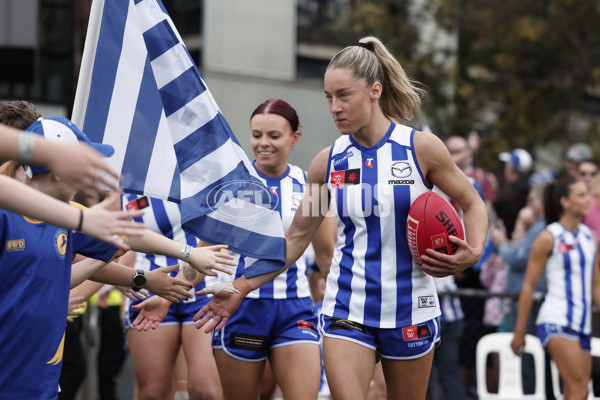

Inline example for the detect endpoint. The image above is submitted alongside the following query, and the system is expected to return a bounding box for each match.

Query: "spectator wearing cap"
[566,142,593,178]
[493,149,532,239]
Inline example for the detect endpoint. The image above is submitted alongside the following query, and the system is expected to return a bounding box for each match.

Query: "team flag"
[72,0,285,276]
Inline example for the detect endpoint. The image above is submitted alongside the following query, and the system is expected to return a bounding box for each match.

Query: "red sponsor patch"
[558,243,574,253]
[402,325,418,341]
[402,324,432,341]
[431,233,449,254]
[126,196,149,211]
[329,168,361,188]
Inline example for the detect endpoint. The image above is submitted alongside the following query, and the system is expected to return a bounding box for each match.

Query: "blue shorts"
[536,323,591,352]
[211,297,320,361]
[319,314,440,360]
[124,288,209,329]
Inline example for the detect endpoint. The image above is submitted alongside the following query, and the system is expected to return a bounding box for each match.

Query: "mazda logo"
[391,161,412,178]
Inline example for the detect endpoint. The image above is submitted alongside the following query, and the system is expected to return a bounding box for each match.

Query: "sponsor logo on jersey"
[229,333,267,352]
[54,229,68,260]
[418,296,436,308]
[269,186,278,195]
[126,195,149,210]
[402,324,432,341]
[333,150,354,166]
[5,239,25,252]
[330,168,361,188]
[329,318,368,333]
[557,242,574,253]
[298,320,319,339]
[365,158,374,168]
[388,161,414,185]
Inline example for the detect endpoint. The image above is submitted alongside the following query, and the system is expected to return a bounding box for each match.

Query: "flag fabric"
[72,0,285,277]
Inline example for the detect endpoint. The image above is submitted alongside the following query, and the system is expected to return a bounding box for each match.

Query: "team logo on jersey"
[330,168,361,188]
[54,229,68,260]
[557,242,575,253]
[402,324,432,341]
[418,296,436,308]
[5,239,25,252]
[388,161,414,185]
[365,158,374,168]
[269,186,278,195]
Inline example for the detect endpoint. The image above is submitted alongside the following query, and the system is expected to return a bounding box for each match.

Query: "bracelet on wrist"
[17,132,36,164]
[180,243,193,263]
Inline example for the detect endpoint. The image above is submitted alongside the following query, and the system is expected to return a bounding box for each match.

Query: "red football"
[406,192,465,267]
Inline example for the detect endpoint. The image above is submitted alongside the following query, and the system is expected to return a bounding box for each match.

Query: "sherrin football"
[406,192,465,268]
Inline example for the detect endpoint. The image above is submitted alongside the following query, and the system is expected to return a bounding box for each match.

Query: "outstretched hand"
[146,265,194,303]
[83,192,146,250]
[193,283,244,333]
[419,235,481,277]
[188,245,237,277]
[46,140,122,197]
[131,296,170,331]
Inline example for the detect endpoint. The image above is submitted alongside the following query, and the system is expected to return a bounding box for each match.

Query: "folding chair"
[550,336,600,400]
[476,332,546,400]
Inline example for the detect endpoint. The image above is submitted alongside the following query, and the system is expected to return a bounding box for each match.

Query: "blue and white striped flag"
[72,0,285,277]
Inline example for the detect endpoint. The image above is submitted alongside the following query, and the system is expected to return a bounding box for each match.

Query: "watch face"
[133,273,146,289]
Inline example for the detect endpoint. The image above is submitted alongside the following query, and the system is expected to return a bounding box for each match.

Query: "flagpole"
[72,0,106,126]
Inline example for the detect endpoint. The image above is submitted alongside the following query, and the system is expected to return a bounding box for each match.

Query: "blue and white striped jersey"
[434,276,464,323]
[234,163,311,299]
[536,222,597,335]
[122,194,201,289]
[321,123,440,328]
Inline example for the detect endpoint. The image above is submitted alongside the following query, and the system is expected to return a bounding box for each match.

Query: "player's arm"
[122,229,236,276]
[87,261,192,303]
[415,131,488,275]
[234,146,331,294]
[511,230,551,355]
[591,233,600,311]
[0,122,121,194]
[0,176,144,249]
[193,147,331,332]
[310,212,336,277]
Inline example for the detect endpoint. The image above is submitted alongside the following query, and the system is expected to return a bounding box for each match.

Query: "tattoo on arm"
[183,264,197,281]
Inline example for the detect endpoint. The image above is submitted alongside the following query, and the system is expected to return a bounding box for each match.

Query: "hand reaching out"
[44,140,122,197]
[146,264,194,303]
[188,245,237,277]
[67,295,85,323]
[131,296,170,331]
[193,283,244,333]
[82,192,146,250]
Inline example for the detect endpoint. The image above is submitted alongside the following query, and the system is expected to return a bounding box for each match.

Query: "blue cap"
[25,116,115,175]
[498,148,532,173]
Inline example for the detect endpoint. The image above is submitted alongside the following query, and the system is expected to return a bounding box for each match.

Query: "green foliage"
[300,0,600,172]
[418,0,600,171]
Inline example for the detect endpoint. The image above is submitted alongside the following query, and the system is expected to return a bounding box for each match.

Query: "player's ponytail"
[327,36,425,123]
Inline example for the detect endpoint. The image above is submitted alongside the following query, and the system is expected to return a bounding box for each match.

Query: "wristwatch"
[132,269,147,292]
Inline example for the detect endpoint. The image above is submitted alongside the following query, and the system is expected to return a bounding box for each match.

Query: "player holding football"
[196,36,488,399]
